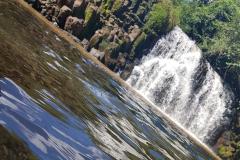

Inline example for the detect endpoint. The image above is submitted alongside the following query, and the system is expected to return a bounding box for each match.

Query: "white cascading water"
[127,27,232,142]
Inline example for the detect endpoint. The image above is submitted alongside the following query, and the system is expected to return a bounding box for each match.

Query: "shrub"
[144,0,180,35]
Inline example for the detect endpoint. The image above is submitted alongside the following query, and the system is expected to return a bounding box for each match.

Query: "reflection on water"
[0,0,214,159]
[0,78,110,160]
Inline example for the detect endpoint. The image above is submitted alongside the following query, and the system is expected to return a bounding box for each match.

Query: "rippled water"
[0,1,216,159]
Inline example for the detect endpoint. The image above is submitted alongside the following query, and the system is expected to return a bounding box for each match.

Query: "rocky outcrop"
[25,0,157,78]
[82,4,100,38]
[57,5,72,28]
[64,16,84,37]
[128,25,141,42]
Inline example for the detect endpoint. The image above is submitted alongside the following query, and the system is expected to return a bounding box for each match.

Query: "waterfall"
[127,27,233,142]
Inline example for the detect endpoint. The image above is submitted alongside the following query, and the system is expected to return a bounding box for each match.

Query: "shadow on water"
[0,0,216,159]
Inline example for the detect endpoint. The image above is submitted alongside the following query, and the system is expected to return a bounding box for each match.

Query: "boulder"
[72,0,88,19]
[88,27,110,49]
[64,16,84,37]
[42,4,59,21]
[117,29,124,39]
[81,39,89,49]
[107,27,118,42]
[90,48,105,60]
[57,5,72,28]
[88,30,103,49]
[128,25,141,42]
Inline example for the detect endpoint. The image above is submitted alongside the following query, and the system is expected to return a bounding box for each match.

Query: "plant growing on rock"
[144,0,180,36]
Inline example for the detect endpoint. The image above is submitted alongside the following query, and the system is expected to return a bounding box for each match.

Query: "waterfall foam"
[127,27,233,142]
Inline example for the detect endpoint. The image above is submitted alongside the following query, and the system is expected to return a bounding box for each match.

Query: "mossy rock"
[218,144,235,159]
[98,39,109,51]
[130,32,147,59]
[111,0,122,12]
[105,42,120,59]
[84,5,95,23]
[100,0,113,15]
[83,4,101,38]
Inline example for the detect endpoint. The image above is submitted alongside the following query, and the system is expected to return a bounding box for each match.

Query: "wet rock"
[64,16,84,37]
[57,5,72,28]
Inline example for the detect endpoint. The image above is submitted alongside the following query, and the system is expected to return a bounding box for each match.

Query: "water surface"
[0,1,216,159]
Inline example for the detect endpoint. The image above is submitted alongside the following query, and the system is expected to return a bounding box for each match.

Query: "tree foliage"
[180,0,240,66]
[144,0,180,35]
[145,0,240,68]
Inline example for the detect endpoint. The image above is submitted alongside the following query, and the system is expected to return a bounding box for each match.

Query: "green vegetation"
[145,0,240,68]
[177,1,240,114]
[111,0,122,12]
[218,145,235,159]
[216,132,240,159]
[144,0,180,35]
[179,0,240,68]
[100,0,113,15]
[84,5,94,23]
